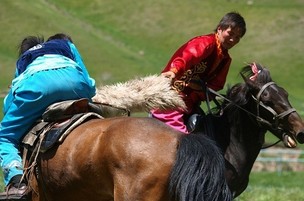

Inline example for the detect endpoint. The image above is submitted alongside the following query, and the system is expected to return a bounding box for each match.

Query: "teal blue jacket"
[0,40,96,185]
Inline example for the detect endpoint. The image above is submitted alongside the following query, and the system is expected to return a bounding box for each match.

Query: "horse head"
[236,62,304,147]
[222,62,304,197]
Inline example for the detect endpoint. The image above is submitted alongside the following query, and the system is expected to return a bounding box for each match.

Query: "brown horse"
[195,63,304,198]
[27,117,231,201]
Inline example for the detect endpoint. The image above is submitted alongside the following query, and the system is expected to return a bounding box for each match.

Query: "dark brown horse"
[24,63,304,201]
[199,63,304,198]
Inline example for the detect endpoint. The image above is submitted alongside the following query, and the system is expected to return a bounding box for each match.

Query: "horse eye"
[261,91,270,100]
[260,92,274,107]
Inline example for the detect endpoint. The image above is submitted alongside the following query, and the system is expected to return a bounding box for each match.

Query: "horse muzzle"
[296,130,304,144]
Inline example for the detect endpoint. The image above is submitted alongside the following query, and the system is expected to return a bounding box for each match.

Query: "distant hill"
[0,0,303,116]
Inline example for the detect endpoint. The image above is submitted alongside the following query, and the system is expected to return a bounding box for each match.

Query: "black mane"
[226,63,273,106]
[240,63,272,85]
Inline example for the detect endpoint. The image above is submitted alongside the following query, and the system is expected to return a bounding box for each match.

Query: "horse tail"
[169,134,232,201]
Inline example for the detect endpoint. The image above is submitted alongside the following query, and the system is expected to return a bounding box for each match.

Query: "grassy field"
[1,1,304,99]
[0,0,303,200]
[235,172,304,201]
[0,171,303,200]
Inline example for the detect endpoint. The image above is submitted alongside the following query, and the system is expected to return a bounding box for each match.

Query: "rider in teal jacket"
[0,33,96,195]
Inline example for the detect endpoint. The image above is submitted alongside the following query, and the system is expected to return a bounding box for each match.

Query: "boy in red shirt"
[151,12,246,133]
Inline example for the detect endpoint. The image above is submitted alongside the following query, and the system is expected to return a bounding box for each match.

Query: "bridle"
[206,81,297,148]
[252,81,296,129]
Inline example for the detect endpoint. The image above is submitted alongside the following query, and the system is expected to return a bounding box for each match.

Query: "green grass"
[0,170,303,200]
[1,0,304,87]
[0,0,303,115]
[0,0,303,197]
[235,172,304,201]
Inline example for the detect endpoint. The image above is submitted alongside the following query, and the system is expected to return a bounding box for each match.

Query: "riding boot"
[0,175,28,201]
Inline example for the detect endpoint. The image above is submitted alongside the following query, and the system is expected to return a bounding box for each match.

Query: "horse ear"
[241,72,258,90]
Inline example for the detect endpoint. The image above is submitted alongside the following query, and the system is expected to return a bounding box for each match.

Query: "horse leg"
[28,172,43,201]
[101,119,178,201]
[112,170,171,201]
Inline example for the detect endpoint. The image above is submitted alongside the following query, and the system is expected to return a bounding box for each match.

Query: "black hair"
[47,33,73,43]
[18,35,44,56]
[214,12,246,37]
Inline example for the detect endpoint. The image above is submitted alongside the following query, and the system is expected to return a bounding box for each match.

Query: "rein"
[205,87,257,120]
[205,82,296,149]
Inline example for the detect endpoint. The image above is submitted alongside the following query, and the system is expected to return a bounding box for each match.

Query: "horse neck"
[224,102,267,176]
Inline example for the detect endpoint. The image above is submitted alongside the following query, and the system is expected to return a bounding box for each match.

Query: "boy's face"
[217,26,243,50]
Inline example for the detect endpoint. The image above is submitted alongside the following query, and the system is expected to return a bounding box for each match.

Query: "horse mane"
[222,63,273,130]
[240,63,272,85]
[226,63,273,106]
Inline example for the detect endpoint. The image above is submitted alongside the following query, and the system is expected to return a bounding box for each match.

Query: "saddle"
[22,98,129,156]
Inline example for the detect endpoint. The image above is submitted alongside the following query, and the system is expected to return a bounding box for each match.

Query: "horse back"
[33,117,181,201]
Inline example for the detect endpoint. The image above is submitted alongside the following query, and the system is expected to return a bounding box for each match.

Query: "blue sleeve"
[67,41,96,90]
[68,41,90,76]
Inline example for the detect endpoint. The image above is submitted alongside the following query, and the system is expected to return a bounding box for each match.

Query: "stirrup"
[0,185,28,201]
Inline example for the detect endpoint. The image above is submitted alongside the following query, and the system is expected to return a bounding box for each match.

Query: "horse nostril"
[296,131,304,144]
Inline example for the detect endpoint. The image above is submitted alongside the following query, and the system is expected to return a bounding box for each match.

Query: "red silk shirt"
[162,33,232,110]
